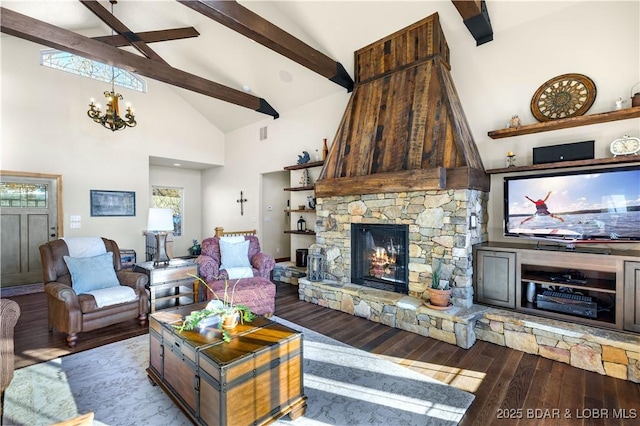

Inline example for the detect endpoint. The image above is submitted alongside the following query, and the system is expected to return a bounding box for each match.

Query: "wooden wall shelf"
[284,160,324,171]
[487,106,640,139]
[285,209,315,213]
[284,230,316,236]
[284,185,314,192]
[486,155,640,174]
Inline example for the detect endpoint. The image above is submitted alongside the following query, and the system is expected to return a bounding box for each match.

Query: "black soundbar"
[533,140,594,164]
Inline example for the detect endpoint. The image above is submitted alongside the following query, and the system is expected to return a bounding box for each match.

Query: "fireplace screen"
[351,224,408,293]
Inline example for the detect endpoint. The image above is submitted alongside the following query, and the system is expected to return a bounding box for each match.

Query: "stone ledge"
[483,309,640,353]
[298,278,640,382]
[273,261,306,284]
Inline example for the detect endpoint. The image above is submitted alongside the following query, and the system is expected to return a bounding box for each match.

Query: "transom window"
[0,182,48,208]
[40,49,146,93]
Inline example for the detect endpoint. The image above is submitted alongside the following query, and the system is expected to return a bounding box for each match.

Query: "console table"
[147,304,307,425]
[133,259,198,313]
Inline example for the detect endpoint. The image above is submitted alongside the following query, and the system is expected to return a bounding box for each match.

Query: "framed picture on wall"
[90,190,136,217]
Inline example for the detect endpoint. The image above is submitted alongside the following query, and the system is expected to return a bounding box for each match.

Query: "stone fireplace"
[313,189,488,308]
[308,13,490,307]
[351,223,409,294]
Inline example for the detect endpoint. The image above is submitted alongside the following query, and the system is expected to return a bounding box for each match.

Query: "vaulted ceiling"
[1,1,573,133]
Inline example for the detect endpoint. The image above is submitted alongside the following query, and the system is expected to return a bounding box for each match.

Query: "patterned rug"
[3,317,474,425]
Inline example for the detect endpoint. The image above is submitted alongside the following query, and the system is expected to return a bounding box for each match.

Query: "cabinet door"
[624,261,640,333]
[476,250,516,308]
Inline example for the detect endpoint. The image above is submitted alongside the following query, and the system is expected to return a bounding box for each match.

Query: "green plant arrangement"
[431,258,450,290]
[189,239,201,256]
[175,274,255,342]
[426,258,453,309]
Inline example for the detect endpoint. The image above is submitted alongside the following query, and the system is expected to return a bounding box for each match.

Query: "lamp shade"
[147,208,174,232]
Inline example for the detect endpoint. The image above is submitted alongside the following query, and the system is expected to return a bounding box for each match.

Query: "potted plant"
[426,258,452,308]
[189,239,201,256]
[175,275,255,342]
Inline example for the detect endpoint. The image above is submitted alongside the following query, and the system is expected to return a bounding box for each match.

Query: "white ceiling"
[2,1,581,133]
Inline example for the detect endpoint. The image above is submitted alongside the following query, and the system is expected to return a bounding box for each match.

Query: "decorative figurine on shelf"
[615,97,625,110]
[297,151,310,164]
[507,115,521,129]
[299,169,311,186]
[307,196,316,210]
[505,151,516,168]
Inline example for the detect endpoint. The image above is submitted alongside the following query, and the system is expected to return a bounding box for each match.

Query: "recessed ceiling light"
[173,163,181,167]
[242,85,251,92]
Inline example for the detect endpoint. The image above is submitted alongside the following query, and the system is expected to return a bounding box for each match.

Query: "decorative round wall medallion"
[530,73,596,122]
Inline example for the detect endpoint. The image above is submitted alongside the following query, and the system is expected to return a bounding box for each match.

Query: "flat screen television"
[504,166,640,246]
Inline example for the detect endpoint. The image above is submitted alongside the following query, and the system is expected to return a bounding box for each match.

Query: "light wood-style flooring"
[5,281,639,425]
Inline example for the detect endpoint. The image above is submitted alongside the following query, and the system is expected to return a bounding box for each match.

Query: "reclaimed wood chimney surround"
[315,13,489,197]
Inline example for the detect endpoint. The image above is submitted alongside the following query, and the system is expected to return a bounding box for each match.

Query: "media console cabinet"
[473,242,640,333]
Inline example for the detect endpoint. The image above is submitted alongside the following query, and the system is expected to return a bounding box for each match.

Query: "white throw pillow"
[219,239,251,270]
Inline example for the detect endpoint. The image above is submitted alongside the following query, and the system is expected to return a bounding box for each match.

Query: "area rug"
[3,317,474,426]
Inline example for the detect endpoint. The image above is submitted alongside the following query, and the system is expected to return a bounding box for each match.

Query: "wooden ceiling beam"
[452,0,483,19]
[177,0,354,92]
[451,0,493,46]
[92,27,200,47]
[0,7,279,119]
[80,0,168,64]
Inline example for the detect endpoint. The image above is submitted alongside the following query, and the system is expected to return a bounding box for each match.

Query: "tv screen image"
[504,166,640,243]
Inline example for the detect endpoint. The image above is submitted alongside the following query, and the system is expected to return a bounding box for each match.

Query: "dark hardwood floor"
[5,282,639,425]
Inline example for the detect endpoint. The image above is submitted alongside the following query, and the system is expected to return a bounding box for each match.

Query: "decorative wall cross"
[237,191,248,215]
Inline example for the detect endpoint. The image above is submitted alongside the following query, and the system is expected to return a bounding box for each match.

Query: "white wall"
[201,92,349,246]
[0,36,225,257]
[261,170,290,259]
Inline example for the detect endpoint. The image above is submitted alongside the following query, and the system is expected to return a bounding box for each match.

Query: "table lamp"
[147,208,174,265]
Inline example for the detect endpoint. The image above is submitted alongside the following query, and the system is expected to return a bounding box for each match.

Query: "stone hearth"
[298,278,640,383]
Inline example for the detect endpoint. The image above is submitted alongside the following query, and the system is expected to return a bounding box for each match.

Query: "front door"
[1,175,60,286]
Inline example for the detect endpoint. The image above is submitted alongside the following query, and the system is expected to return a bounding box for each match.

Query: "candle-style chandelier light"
[86,0,137,132]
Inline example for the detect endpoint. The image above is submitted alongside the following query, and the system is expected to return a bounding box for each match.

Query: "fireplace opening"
[351,224,409,293]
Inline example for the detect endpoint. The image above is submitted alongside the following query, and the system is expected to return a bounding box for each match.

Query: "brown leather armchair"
[39,238,148,347]
[1,298,20,421]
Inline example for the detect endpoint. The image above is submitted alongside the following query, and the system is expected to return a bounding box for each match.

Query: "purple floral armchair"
[196,235,275,282]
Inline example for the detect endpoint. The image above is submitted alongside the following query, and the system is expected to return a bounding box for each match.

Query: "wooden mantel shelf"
[488,106,640,139]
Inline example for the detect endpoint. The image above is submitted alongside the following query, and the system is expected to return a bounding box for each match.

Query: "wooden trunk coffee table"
[147,303,307,425]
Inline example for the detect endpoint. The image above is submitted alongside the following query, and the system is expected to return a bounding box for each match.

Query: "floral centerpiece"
[175,275,255,342]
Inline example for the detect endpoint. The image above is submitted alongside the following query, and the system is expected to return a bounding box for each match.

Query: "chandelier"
[88,90,136,131]
[86,1,137,131]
